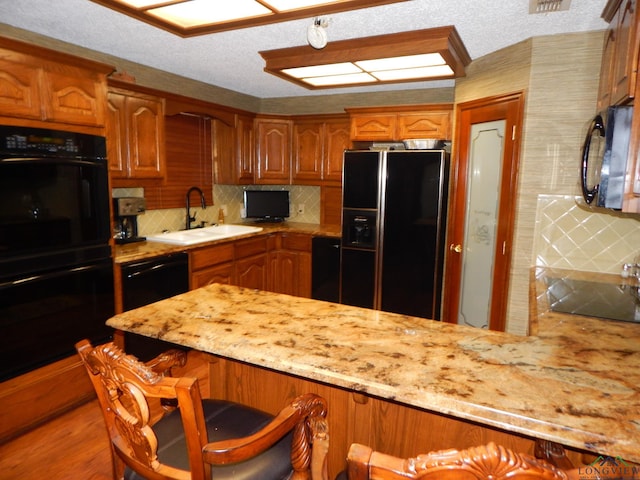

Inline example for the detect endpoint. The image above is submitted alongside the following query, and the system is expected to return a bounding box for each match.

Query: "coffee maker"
[113,197,146,244]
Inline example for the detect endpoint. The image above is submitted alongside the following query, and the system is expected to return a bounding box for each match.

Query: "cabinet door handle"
[449,243,462,253]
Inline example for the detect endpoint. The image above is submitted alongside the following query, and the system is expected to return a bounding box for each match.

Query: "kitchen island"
[107,278,640,471]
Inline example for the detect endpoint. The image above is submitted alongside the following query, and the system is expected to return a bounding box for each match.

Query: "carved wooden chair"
[339,442,579,480]
[76,339,329,480]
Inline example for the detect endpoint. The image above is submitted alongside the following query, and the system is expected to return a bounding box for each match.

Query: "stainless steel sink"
[146,224,263,246]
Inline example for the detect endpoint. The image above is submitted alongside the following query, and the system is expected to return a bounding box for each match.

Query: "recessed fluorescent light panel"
[90,0,410,35]
[148,1,272,28]
[260,26,472,89]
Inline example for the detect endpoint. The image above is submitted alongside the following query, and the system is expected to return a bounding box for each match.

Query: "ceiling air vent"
[529,0,571,13]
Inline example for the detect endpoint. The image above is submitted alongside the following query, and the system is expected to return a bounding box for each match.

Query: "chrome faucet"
[185,186,206,230]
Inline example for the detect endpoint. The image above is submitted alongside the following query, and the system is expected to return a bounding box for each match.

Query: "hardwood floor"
[0,400,112,480]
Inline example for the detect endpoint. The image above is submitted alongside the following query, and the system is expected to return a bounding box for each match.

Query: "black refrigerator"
[339,149,449,320]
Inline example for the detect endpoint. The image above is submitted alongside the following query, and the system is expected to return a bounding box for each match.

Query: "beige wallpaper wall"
[456,30,640,335]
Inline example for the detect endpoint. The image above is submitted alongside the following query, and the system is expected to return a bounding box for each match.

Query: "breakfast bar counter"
[107,280,640,464]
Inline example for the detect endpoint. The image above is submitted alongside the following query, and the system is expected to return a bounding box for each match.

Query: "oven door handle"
[124,258,188,279]
[0,264,101,290]
[581,114,605,205]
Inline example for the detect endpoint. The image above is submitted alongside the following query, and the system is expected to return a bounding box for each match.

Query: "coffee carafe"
[113,197,146,244]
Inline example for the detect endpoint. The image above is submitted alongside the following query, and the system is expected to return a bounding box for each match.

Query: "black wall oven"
[0,126,114,381]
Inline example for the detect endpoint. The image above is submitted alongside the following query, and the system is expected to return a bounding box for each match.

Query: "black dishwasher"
[121,252,189,360]
[311,236,341,303]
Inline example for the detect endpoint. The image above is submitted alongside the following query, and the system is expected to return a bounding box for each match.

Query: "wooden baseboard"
[0,355,95,442]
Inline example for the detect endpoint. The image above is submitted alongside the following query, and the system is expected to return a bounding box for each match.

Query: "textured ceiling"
[1,0,608,98]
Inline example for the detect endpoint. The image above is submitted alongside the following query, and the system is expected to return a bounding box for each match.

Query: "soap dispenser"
[218,207,225,224]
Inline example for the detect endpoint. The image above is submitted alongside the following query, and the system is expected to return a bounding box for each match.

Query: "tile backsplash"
[534,194,640,273]
[113,185,321,236]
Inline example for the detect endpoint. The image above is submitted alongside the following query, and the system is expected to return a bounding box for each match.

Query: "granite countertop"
[114,222,341,264]
[107,269,640,462]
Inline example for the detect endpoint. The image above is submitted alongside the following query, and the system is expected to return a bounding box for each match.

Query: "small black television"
[243,190,290,222]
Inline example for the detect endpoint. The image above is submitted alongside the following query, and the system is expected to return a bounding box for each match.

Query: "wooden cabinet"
[208,357,589,480]
[190,233,310,296]
[213,114,255,185]
[212,117,236,185]
[268,233,312,298]
[598,0,640,212]
[236,114,256,184]
[623,72,640,212]
[0,38,110,128]
[349,112,397,141]
[107,86,165,180]
[255,117,291,184]
[235,236,269,290]
[191,236,269,290]
[292,115,350,186]
[321,185,343,226]
[191,243,235,288]
[292,119,323,183]
[347,104,453,142]
[598,0,639,110]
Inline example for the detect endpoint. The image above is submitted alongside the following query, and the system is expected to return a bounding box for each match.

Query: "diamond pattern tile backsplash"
[114,185,321,236]
[534,194,640,273]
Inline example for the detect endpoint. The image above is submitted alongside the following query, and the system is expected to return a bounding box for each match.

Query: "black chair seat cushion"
[125,399,294,480]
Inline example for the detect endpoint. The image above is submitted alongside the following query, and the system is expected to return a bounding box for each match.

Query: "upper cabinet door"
[128,95,165,178]
[347,105,453,142]
[43,66,106,127]
[598,0,639,109]
[323,118,350,185]
[0,54,42,119]
[292,120,324,183]
[0,41,110,128]
[107,87,166,180]
[106,91,128,177]
[236,114,255,184]
[610,0,639,105]
[255,118,291,184]
[397,111,452,140]
[292,115,350,186]
[350,113,396,141]
[212,117,236,185]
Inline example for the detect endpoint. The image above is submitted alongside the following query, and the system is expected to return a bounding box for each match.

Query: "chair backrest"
[76,339,329,480]
[346,442,574,480]
[77,339,199,479]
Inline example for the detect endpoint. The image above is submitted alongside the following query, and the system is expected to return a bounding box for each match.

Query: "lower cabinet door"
[192,262,234,288]
[235,254,268,290]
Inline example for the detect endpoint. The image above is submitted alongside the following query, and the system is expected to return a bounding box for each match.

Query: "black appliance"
[113,196,146,244]
[311,236,340,303]
[581,105,633,209]
[0,125,114,381]
[243,189,290,222]
[121,252,190,361]
[340,149,449,320]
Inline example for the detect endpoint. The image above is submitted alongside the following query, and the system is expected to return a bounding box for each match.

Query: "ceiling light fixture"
[260,26,471,89]
[89,0,410,36]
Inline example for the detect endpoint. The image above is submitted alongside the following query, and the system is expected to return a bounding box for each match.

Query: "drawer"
[282,233,312,251]
[191,243,234,271]
[235,236,268,259]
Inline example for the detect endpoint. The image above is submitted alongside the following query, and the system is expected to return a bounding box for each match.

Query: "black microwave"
[581,105,633,209]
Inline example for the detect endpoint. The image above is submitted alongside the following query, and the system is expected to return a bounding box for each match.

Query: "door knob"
[449,243,462,253]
